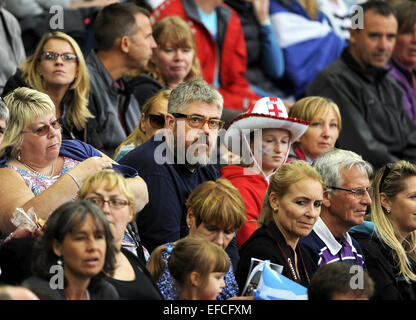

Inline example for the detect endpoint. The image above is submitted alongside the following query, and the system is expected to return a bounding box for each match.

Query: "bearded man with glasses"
[299,148,374,275]
[118,79,242,270]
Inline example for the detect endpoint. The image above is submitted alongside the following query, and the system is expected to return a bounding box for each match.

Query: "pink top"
[6,157,79,196]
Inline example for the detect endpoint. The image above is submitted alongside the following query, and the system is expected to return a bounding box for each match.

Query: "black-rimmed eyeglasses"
[172,113,224,130]
[327,186,374,198]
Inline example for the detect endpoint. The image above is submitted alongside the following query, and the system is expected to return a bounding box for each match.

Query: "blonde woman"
[0,87,148,237]
[350,161,416,300]
[3,31,93,142]
[114,89,170,161]
[288,96,342,163]
[235,160,324,290]
[79,170,163,300]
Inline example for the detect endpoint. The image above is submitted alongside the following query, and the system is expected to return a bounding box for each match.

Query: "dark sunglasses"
[147,114,165,129]
[40,51,78,62]
[21,119,62,136]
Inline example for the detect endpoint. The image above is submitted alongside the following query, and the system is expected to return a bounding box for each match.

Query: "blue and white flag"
[254,261,308,300]
[269,0,346,98]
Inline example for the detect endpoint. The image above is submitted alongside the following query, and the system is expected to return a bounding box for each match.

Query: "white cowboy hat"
[224,96,309,143]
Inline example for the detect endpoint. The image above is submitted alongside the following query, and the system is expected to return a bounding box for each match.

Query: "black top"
[128,73,166,107]
[236,221,314,294]
[352,228,416,300]
[107,248,163,300]
[23,276,119,300]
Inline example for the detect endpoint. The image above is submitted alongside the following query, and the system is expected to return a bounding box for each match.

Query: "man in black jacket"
[307,0,416,170]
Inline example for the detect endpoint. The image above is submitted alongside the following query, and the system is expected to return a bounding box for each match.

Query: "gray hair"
[0,98,9,122]
[312,148,373,191]
[167,78,223,115]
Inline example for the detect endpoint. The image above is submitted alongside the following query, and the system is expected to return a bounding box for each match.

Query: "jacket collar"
[87,50,116,89]
[341,46,390,83]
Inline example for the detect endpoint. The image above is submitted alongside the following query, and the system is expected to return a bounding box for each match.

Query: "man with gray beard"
[119,79,227,255]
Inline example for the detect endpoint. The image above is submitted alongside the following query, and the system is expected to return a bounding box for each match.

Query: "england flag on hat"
[224,96,309,144]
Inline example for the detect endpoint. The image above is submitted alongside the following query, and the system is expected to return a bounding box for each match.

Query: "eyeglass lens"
[22,119,61,136]
[41,51,77,62]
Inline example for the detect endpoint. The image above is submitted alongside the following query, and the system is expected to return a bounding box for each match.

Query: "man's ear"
[323,190,331,208]
[349,27,358,46]
[165,113,175,130]
[120,35,130,54]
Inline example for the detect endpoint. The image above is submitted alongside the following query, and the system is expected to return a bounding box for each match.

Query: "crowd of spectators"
[0,0,416,303]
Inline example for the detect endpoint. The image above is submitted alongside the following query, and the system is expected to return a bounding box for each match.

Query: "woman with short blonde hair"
[288,96,342,163]
[0,87,148,237]
[79,170,163,300]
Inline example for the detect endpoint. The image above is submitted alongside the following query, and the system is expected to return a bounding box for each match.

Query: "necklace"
[18,159,55,177]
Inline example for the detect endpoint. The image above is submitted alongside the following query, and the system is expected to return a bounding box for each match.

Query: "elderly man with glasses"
[300,148,373,275]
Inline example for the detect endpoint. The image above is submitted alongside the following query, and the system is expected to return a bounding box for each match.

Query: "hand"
[5,226,42,241]
[70,156,113,183]
[252,0,271,26]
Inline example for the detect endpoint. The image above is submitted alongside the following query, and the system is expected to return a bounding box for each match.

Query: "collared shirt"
[313,217,364,267]
[299,217,365,273]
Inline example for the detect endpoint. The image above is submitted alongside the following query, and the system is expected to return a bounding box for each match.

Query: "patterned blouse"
[5,157,79,196]
[157,242,239,300]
